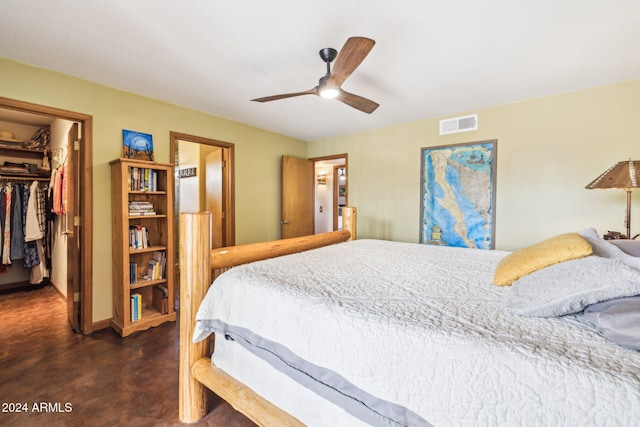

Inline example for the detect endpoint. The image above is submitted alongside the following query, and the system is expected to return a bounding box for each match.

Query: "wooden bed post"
[179,212,211,423]
[343,206,357,240]
[177,212,355,426]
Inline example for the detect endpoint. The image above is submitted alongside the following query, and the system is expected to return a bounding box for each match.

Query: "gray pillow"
[578,227,627,258]
[609,240,640,257]
[508,228,640,317]
[508,256,640,317]
[584,296,640,351]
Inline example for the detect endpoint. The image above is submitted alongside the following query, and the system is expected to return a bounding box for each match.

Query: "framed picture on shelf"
[123,129,154,161]
[420,139,497,249]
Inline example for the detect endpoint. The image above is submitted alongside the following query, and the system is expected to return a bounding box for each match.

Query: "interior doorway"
[310,154,348,234]
[0,96,93,334]
[170,132,235,284]
[280,154,348,238]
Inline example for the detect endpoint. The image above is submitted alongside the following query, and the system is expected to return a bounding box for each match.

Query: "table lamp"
[585,159,640,239]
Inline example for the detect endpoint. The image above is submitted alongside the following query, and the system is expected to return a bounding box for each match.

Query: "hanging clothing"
[25,181,44,242]
[50,167,67,215]
[35,182,47,234]
[0,189,5,260]
[10,184,24,260]
[60,165,68,214]
[50,168,60,215]
[30,239,48,285]
[2,186,12,265]
[23,241,39,269]
[22,184,40,270]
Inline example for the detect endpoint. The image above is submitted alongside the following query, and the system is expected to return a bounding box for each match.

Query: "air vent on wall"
[439,114,478,135]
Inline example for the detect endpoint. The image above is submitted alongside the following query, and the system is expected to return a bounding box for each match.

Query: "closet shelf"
[0,145,46,159]
[0,174,50,181]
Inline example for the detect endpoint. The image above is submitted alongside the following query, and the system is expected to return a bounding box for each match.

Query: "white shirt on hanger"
[25,180,44,242]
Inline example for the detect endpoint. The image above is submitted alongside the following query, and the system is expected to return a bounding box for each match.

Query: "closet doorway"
[0,97,93,333]
[170,132,235,286]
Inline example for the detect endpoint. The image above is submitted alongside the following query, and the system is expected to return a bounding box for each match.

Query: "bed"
[178,210,640,426]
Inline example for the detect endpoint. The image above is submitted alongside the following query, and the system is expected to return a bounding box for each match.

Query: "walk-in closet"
[0,111,73,304]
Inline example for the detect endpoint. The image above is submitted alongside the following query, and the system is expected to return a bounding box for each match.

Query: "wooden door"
[66,122,81,332]
[281,155,314,238]
[205,149,224,248]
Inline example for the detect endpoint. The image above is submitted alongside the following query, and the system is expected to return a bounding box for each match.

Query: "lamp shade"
[585,159,640,190]
[585,159,640,240]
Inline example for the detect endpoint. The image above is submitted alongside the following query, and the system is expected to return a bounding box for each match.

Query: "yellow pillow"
[493,233,593,286]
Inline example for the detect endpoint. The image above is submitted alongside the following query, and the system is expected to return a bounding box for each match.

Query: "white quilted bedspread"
[195,239,640,427]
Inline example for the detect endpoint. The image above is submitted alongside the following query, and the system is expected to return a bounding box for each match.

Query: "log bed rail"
[179,207,357,424]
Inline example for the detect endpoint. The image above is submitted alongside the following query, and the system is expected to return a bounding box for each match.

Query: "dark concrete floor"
[0,286,257,427]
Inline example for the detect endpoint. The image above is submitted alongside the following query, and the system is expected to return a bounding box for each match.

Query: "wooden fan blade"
[327,37,375,88]
[251,87,318,102]
[336,90,379,114]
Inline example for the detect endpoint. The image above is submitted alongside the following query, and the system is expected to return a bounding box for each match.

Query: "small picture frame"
[123,130,154,161]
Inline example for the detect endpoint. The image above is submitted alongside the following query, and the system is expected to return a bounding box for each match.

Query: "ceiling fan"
[251,36,379,114]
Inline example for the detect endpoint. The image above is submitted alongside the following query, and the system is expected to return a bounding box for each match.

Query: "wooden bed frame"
[178,207,357,425]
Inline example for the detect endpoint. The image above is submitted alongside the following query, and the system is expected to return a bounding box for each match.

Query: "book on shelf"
[129,262,137,284]
[131,293,142,321]
[153,250,166,277]
[147,260,160,280]
[129,211,157,216]
[129,225,150,249]
[145,250,166,280]
[129,167,158,192]
[128,201,156,216]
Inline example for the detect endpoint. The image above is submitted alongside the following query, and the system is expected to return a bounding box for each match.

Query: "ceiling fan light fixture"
[319,87,339,99]
[318,74,339,99]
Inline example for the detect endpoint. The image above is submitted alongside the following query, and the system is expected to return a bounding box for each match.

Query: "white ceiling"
[1,0,639,141]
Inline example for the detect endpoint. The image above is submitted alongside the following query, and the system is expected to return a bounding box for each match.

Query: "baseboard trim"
[92,318,112,332]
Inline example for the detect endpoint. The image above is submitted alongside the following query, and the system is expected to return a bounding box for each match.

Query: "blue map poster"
[420,140,497,249]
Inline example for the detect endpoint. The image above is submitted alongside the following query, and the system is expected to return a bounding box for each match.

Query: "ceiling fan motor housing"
[319,48,338,64]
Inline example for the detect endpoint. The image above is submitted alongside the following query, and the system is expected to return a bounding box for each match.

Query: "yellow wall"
[2,56,639,323]
[0,58,305,322]
[308,79,640,250]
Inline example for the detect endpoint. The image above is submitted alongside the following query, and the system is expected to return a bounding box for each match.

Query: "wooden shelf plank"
[130,278,167,290]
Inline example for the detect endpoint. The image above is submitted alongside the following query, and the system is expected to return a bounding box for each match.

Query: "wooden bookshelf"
[110,158,176,337]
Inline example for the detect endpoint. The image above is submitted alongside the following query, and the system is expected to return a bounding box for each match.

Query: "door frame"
[170,132,235,279]
[332,164,347,230]
[0,96,94,334]
[309,153,348,233]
